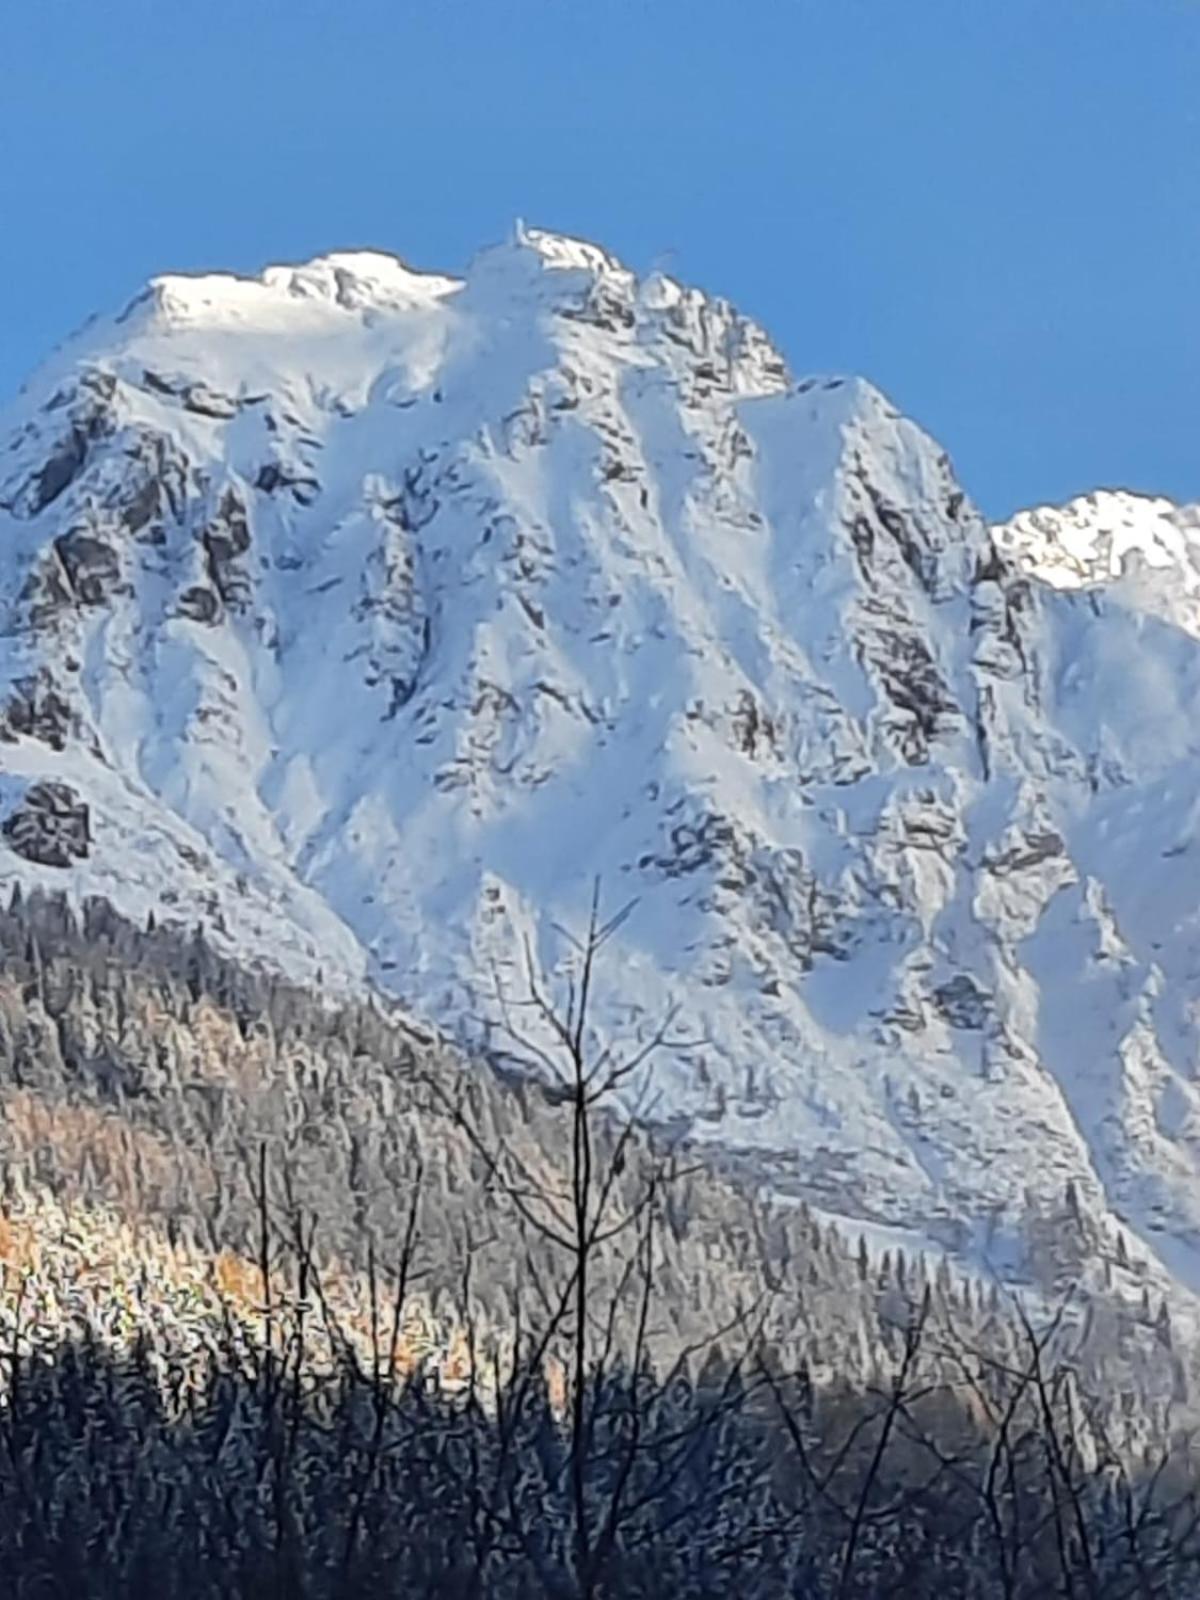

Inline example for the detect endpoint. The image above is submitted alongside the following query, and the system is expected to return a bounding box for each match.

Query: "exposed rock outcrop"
[2,782,90,867]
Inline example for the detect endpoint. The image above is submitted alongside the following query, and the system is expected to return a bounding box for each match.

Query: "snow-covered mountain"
[3,224,1200,1303]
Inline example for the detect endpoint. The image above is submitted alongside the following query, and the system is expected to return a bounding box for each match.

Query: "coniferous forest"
[1,889,1198,1597]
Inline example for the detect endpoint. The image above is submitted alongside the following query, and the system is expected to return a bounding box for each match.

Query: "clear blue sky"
[2,0,1196,516]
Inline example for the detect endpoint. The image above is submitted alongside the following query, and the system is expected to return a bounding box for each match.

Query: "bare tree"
[424,880,768,1598]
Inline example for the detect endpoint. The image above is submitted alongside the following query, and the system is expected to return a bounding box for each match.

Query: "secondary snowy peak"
[2,225,1200,1318]
[996,489,1200,586]
[995,489,1200,638]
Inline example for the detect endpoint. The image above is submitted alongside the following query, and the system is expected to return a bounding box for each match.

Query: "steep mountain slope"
[3,225,1200,1303]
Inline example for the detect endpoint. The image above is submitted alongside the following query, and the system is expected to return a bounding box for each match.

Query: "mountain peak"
[507,219,631,277]
[2,225,1200,1320]
[996,487,1200,586]
[995,488,1200,639]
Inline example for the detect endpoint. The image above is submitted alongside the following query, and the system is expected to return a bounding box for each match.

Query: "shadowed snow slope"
[3,224,1200,1300]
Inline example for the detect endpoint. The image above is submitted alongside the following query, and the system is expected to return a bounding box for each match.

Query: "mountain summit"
[3,227,1200,1303]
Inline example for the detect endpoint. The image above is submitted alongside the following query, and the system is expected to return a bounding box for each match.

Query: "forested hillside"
[1,889,1197,1596]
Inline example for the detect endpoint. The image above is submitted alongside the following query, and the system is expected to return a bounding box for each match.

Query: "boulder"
[3,782,91,867]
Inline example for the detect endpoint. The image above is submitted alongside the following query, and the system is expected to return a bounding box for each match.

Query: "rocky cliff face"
[2,226,1200,1310]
